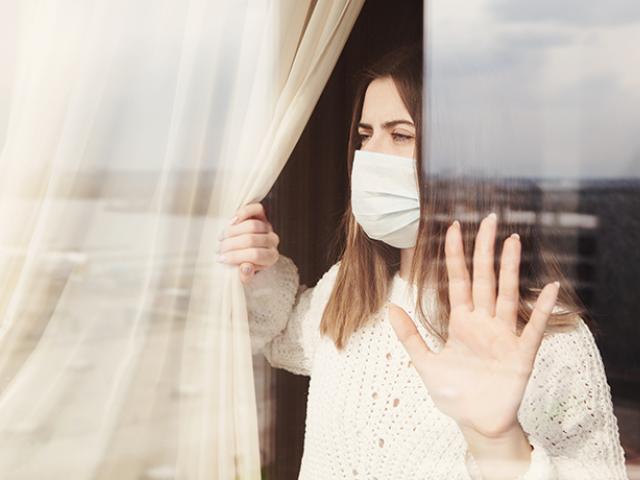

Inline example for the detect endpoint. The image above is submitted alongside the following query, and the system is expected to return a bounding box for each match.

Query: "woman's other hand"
[388,213,560,439]
[217,202,280,284]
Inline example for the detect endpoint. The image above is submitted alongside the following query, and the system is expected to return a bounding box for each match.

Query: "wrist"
[460,421,529,443]
[460,423,533,480]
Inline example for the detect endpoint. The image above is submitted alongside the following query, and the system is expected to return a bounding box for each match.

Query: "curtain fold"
[0,0,364,478]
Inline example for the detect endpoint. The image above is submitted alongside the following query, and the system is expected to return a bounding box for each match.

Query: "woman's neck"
[399,246,415,283]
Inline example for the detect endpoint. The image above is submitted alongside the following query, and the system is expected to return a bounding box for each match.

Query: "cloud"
[492,0,640,26]
[427,0,640,178]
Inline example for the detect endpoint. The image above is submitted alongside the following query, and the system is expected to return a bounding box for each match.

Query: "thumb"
[239,263,255,284]
[387,303,433,364]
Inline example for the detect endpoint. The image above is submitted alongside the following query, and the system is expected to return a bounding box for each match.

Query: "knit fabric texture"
[244,254,628,479]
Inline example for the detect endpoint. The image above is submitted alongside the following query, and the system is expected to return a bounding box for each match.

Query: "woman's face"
[357,76,416,159]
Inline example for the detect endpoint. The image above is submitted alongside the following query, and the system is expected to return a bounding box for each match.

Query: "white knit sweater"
[244,254,628,480]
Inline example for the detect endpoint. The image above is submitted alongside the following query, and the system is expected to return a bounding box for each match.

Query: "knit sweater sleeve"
[466,316,628,479]
[242,253,341,376]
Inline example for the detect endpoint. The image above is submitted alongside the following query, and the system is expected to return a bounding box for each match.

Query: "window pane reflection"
[427,0,640,474]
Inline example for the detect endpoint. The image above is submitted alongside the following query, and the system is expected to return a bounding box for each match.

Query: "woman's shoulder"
[308,260,341,293]
[518,313,623,465]
[525,313,607,401]
[534,313,595,368]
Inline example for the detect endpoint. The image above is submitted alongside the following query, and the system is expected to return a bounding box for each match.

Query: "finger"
[472,212,498,315]
[239,263,255,284]
[240,262,274,284]
[387,303,433,364]
[220,219,271,240]
[219,232,279,254]
[495,233,521,332]
[218,247,278,268]
[520,281,560,356]
[233,202,268,225]
[445,221,473,313]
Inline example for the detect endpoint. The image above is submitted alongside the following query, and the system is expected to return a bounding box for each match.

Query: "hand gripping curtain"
[0,1,364,479]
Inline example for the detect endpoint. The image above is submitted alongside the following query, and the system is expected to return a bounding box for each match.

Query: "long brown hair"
[320,43,592,351]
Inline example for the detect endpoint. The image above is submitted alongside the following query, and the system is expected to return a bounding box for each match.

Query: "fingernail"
[216,254,226,263]
[452,220,460,229]
[553,280,560,288]
[241,265,252,274]
[510,233,520,240]
[229,216,239,226]
[486,212,497,221]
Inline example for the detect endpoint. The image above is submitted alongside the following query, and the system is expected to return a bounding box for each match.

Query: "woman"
[216,45,628,479]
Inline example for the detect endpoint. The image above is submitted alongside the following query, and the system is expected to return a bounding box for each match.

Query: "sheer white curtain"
[0,0,363,478]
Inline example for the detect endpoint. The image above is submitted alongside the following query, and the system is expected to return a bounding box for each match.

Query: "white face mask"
[350,149,420,249]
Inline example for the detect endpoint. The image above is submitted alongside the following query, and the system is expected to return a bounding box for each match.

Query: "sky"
[427,0,640,178]
[0,0,638,178]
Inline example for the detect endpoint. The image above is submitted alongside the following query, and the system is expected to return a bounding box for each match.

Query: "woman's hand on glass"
[388,213,560,439]
[217,202,280,284]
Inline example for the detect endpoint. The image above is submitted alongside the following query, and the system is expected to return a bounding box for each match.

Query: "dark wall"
[262,1,423,478]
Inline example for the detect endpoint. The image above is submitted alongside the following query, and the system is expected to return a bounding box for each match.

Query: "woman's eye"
[358,133,371,143]
[392,133,414,143]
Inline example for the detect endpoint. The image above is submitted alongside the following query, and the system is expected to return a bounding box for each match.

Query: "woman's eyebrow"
[357,120,415,129]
